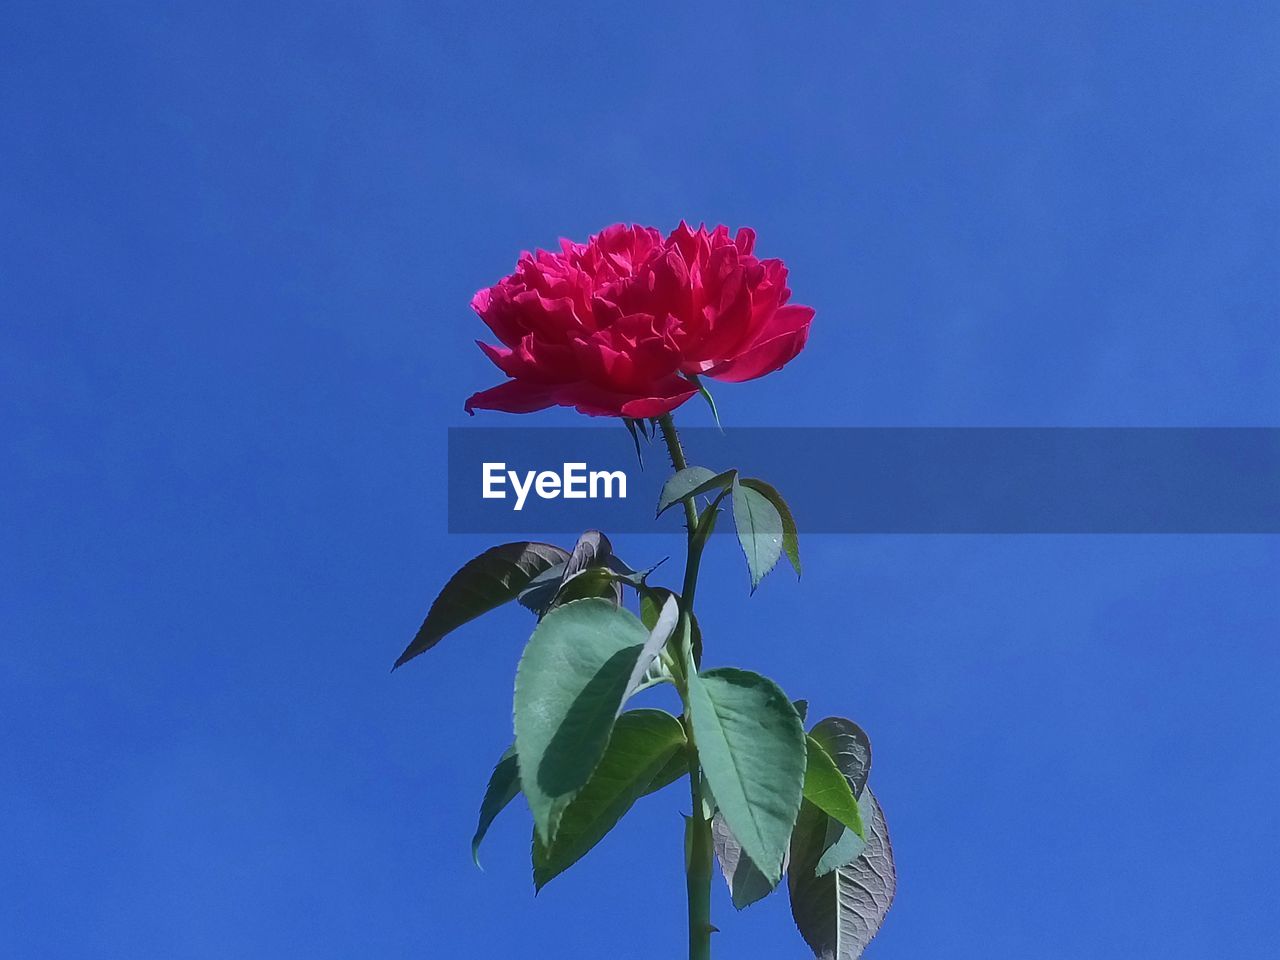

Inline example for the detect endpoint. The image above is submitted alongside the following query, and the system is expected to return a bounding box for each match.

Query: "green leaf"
[687,667,806,884]
[789,788,896,960]
[805,717,873,875]
[394,542,569,669]
[693,484,732,535]
[532,709,685,888]
[551,566,622,609]
[814,792,870,877]
[471,746,520,868]
[639,586,676,631]
[515,562,566,615]
[523,554,655,618]
[513,598,650,844]
[642,748,688,797]
[731,477,784,592]
[811,718,872,800]
[685,613,705,671]
[711,814,781,909]
[623,592,679,702]
[544,530,621,612]
[640,586,703,667]
[708,699,821,910]
[684,372,723,431]
[739,478,801,577]
[690,497,726,560]
[560,529,613,585]
[803,735,864,839]
[603,554,666,588]
[657,467,737,517]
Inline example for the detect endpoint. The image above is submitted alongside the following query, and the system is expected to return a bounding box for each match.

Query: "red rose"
[464,222,815,418]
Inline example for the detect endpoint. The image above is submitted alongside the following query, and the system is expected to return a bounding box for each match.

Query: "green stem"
[685,768,714,960]
[657,412,714,960]
[657,415,708,606]
[657,413,699,527]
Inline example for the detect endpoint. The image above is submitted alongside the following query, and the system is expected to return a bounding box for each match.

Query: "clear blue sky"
[3,2,1278,957]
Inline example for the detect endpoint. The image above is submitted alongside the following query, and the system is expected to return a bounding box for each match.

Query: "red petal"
[619,389,697,418]
[561,379,698,418]
[704,306,813,383]
[464,380,560,415]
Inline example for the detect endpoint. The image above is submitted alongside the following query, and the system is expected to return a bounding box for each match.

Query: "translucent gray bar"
[448,428,1280,534]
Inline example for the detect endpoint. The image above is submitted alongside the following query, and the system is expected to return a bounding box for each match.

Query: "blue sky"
[2,2,1278,958]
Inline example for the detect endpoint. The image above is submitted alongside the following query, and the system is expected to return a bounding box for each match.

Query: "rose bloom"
[464,222,814,418]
